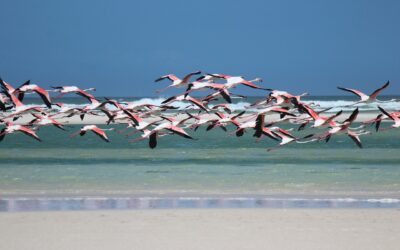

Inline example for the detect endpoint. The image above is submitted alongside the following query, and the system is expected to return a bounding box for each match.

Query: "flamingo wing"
[325,110,343,124]
[370,81,389,99]
[18,126,41,141]
[378,106,395,121]
[121,109,141,126]
[375,114,383,131]
[270,107,296,117]
[182,71,201,83]
[277,128,296,139]
[91,127,110,142]
[167,126,193,139]
[253,114,265,138]
[149,132,157,149]
[76,89,96,102]
[262,128,279,141]
[33,87,52,108]
[5,91,24,108]
[240,80,266,90]
[161,95,177,104]
[219,89,232,103]
[186,96,208,112]
[155,74,178,82]
[337,87,368,99]
[0,78,16,92]
[347,131,362,148]
[344,108,359,123]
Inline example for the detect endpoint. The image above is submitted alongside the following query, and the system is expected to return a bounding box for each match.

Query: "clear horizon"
[1,0,399,96]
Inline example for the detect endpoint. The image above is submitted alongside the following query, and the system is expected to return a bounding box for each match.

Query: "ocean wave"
[304,100,400,112]
[20,97,400,112]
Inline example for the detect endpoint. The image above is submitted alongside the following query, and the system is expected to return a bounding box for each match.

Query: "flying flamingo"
[50,86,96,99]
[295,102,343,128]
[14,81,52,108]
[198,73,267,90]
[211,103,232,114]
[232,113,279,140]
[0,121,41,142]
[337,81,391,105]
[2,92,44,120]
[162,93,209,112]
[205,111,246,133]
[29,113,66,130]
[130,129,172,149]
[266,130,315,151]
[317,108,370,148]
[378,106,400,129]
[130,121,194,148]
[70,125,114,142]
[155,70,201,93]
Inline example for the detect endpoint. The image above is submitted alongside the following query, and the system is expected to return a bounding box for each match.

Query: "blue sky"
[1,0,399,96]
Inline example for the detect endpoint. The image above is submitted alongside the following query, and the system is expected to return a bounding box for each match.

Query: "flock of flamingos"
[0,71,398,150]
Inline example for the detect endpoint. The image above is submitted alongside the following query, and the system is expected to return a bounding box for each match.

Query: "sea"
[0,96,399,211]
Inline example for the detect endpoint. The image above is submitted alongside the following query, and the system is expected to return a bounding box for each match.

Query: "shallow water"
[0,124,399,200]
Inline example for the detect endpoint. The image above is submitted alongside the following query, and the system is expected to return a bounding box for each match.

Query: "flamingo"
[78,97,123,120]
[51,102,84,118]
[337,81,391,105]
[363,114,385,132]
[70,125,114,142]
[119,109,160,129]
[155,70,201,93]
[295,102,343,128]
[211,103,232,114]
[2,92,44,120]
[266,130,315,151]
[185,81,225,93]
[205,111,246,132]
[232,113,279,140]
[378,106,400,129]
[202,87,247,104]
[150,119,194,139]
[51,86,96,99]
[0,121,41,142]
[130,129,172,149]
[198,73,267,90]
[186,112,220,131]
[317,108,370,148]
[29,113,66,130]
[130,121,194,148]
[255,106,296,117]
[162,93,209,112]
[265,90,309,110]
[14,81,52,108]
[0,77,18,94]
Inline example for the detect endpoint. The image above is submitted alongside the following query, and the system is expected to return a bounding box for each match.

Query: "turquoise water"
[0,124,399,199]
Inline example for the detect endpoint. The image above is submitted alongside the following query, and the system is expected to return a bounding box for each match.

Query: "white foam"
[20,97,400,113]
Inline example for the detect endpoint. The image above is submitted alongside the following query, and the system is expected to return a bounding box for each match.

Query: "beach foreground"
[1,209,399,250]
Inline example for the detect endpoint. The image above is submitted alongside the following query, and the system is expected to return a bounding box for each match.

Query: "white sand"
[9,111,383,125]
[1,209,399,250]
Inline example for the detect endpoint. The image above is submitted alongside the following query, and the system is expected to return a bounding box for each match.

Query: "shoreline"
[2,194,400,212]
[1,209,400,250]
[4,111,387,125]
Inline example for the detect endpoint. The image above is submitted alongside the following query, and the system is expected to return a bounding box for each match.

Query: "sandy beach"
[0,209,399,250]
[8,111,385,125]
